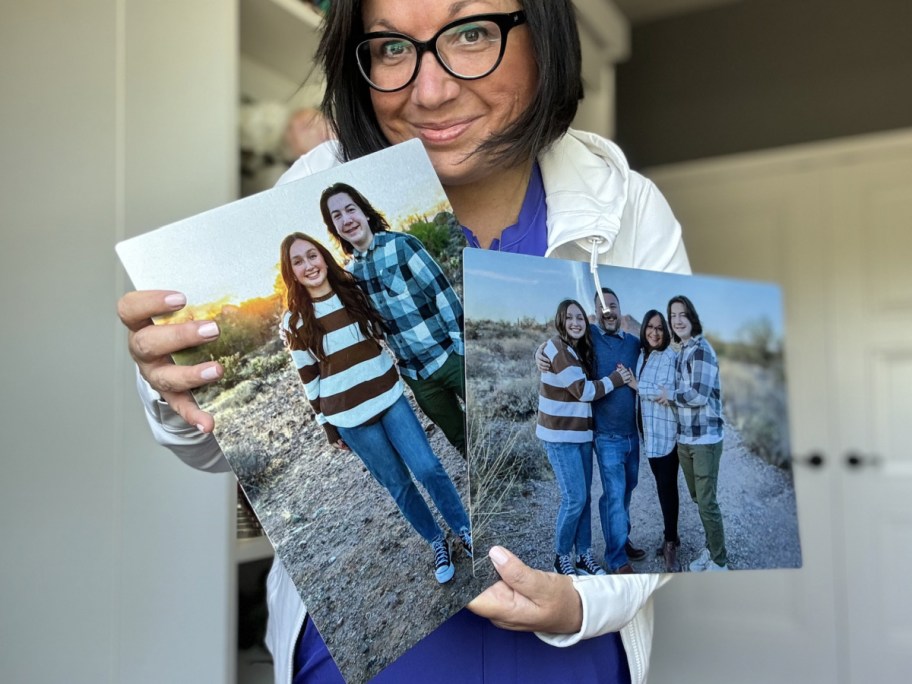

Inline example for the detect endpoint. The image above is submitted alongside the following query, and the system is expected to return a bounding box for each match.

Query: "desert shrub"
[488,374,539,420]
[467,407,547,541]
[219,352,245,388]
[226,444,273,497]
[406,211,464,291]
[719,358,790,468]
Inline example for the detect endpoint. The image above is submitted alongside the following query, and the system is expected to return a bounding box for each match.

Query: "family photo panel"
[117,141,482,682]
[463,249,802,581]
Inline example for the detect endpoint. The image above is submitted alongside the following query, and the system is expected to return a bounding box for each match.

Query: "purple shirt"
[462,162,549,256]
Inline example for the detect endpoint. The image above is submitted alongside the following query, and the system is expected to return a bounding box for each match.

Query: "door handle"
[800,452,825,468]
[845,452,880,469]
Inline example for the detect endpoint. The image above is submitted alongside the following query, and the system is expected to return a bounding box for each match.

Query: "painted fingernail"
[195,424,207,433]
[201,366,219,380]
[164,293,186,308]
[198,322,219,338]
[489,546,508,566]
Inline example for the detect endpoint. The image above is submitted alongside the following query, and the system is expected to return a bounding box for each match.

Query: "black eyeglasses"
[355,11,527,93]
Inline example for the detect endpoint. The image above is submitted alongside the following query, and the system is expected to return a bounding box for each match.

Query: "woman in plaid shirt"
[625,310,681,572]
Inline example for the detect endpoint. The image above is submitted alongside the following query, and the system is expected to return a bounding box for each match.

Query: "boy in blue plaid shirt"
[668,295,728,572]
[319,182,466,455]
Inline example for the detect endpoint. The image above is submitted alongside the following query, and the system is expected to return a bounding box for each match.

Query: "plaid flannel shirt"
[348,231,463,380]
[636,347,678,457]
[674,335,724,444]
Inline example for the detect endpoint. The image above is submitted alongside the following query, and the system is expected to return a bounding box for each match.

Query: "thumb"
[489,546,539,593]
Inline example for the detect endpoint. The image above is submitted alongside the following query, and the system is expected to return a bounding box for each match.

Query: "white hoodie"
[137,128,690,683]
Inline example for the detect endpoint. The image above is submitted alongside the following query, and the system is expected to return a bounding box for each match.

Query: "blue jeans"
[542,440,594,556]
[594,433,639,570]
[337,395,469,543]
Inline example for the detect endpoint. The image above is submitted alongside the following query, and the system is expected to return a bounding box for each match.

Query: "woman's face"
[289,239,331,296]
[669,302,693,342]
[645,314,665,350]
[563,303,587,341]
[362,0,538,188]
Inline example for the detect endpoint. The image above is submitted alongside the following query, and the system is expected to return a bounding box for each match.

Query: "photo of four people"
[463,249,800,582]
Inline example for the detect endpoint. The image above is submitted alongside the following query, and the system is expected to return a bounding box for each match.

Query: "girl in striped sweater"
[279,232,471,584]
[536,299,621,578]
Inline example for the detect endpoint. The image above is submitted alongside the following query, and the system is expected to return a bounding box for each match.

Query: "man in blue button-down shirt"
[319,182,466,455]
[590,288,644,573]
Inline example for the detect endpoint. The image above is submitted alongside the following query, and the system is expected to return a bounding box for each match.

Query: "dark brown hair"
[316,0,584,170]
[554,298,595,377]
[639,309,671,358]
[667,295,704,343]
[319,182,391,256]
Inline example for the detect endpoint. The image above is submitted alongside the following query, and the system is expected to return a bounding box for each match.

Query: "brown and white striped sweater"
[536,336,610,443]
[283,292,402,444]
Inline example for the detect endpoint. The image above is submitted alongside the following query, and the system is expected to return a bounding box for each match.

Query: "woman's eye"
[379,39,412,60]
[454,24,490,45]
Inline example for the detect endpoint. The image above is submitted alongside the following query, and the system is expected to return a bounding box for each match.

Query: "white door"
[830,151,912,680]
[643,130,912,683]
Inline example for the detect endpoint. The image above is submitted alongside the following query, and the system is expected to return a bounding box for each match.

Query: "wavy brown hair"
[279,233,386,360]
[554,298,595,378]
[319,182,391,256]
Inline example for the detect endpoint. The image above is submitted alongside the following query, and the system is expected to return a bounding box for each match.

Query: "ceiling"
[613,0,743,25]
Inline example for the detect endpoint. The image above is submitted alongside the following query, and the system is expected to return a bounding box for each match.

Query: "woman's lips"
[414,119,474,145]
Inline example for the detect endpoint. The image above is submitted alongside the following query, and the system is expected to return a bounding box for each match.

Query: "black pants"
[648,446,680,543]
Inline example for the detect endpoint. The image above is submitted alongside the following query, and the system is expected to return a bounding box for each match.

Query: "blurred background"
[1,0,910,682]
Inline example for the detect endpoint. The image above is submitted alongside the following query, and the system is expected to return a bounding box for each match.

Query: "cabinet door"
[647,157,840,682]
[830,149,912,680]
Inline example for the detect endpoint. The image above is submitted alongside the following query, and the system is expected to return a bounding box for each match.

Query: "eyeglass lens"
[357,18,506,91]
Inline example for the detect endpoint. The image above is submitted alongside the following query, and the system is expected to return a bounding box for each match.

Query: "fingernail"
[198,322,219,338]
[489,546,508,566]
[195,424,207,433]
[201,365,219,380]
[164,293,186,308]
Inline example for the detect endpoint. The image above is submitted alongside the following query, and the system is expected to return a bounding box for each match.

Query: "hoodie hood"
[539,128,631,262]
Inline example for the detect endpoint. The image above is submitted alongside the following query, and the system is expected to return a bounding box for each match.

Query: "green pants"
[678,440,727,566]
[403,352,466,457]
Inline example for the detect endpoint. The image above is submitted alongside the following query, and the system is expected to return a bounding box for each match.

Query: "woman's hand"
[533,342,550,373]
[117,290,223,433]
[624,369,638,391]
[467,546,583,634]
[656,386,671,406]
[332,439,350,451]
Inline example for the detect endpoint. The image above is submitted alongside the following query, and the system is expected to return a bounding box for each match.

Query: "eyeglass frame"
[355,10,528,93]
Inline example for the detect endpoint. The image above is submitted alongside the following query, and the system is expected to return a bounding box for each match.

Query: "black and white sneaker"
[554,553,577,576]
[433,538,455,583]
[458,528,473,558]
[575,550,607,576]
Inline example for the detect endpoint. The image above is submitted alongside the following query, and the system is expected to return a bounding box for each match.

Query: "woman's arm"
[637,350,675,402]
[287,344,341,446]
[544,339,614,402]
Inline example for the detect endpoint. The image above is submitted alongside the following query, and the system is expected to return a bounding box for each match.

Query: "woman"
[667,295,728,573]
[536,300,611,578]
[279,232,471,584]
[120,2,692,682]
[624,311,681,572]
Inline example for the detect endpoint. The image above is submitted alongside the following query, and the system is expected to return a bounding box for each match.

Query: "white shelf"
[240,0,323,84]
[235,535,275,564]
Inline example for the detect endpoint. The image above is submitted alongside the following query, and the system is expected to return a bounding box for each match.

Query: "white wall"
[1,2,237,681]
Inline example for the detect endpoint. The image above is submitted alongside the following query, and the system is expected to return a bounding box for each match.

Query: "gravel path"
[477,423,802,576]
